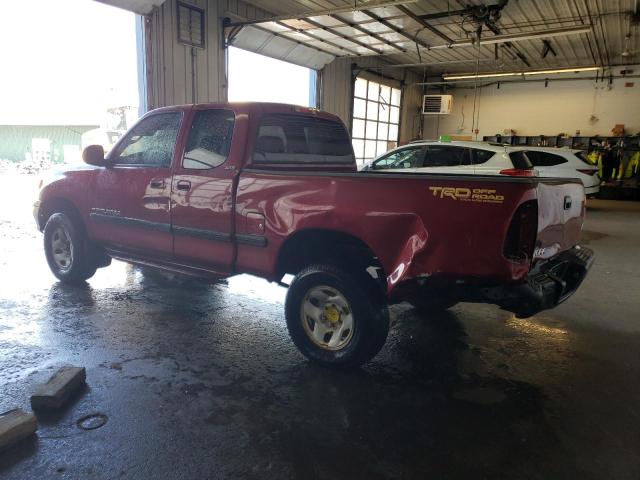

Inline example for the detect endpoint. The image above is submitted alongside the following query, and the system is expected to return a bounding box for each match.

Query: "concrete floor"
[1,174,639,479]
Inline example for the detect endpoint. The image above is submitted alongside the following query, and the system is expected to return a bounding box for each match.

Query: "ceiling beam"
[360,9,431,50]
[275,21,361,56]
[429,25,592,49]
[224,0,417,28]
[302,17,384,55]
[395,5,454,44]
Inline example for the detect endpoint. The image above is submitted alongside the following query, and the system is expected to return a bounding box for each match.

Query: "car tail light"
[499,168,535,177]
[577,169,597,176]
[503,200,538,262]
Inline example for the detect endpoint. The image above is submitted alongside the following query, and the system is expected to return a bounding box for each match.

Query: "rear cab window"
[253,114,354,165]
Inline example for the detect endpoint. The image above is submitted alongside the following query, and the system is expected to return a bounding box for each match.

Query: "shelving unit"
[482,134,640,199]
[482,134,640,152]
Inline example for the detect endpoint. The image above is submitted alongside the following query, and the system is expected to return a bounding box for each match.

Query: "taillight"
[499,168,535,177]
[577,169,597,176]
[503,200,538,262]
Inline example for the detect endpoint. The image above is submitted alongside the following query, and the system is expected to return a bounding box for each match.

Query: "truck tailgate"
[534,179,585,262]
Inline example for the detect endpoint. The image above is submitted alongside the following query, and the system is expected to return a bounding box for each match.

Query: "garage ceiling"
[95,0,165,15]
[95,0,640,74]
[225,0,640,74]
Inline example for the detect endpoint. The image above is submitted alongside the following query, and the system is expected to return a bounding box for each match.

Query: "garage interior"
[1,0,640,478]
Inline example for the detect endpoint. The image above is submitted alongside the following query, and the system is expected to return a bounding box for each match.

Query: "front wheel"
[285,264,389,369]
[43,213,97,284]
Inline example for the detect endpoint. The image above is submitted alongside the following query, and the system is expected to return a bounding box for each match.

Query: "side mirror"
[82,145,108,166]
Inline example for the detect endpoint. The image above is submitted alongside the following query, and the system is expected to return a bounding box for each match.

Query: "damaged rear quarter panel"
[235,171,537,291]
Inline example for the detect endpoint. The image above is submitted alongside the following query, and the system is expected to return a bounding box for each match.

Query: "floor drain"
[76,413,108,430]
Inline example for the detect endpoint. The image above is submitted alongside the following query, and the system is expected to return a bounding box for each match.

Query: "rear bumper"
[584,185,600,195]
[483,245,594,318]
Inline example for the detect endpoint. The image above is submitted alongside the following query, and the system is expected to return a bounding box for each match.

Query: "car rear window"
[472,148,495,165]
[525,151,568,167]
[575,151,595,166]
[253,114,354,164]
[509,151,534,169]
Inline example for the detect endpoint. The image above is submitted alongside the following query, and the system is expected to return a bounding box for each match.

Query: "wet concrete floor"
[1,174,639,479]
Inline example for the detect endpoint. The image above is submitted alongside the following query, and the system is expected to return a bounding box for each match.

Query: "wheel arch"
[275,229,387,292]
[38,196,85,233]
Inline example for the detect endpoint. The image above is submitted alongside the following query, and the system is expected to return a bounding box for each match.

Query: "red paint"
[37,102,587,299]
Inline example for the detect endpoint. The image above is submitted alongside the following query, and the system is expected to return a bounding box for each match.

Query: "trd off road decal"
[428,186,505,204]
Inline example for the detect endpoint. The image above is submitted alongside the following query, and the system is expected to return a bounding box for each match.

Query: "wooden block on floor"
[0,409,37,451]
[30,366,86,410]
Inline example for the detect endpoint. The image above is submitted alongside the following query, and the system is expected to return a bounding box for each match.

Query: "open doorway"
[227,47,316,107]
[0,0,138,168]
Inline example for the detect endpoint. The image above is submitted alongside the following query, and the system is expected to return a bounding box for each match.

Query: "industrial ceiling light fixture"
[443,66,601,81]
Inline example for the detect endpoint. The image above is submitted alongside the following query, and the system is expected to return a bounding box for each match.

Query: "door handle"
[149,179,165,189]
[176,180,191,191]
[564,195,572,210]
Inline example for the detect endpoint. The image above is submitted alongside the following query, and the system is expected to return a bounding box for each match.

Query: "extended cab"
[35,103,594,368]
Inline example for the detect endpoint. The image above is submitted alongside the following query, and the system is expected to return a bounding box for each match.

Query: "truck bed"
[234,169,585,293]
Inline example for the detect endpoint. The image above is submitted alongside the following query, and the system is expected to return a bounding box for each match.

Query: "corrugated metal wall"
[318,58,353,128]
[320,57,423,145]
[146,0,270,109]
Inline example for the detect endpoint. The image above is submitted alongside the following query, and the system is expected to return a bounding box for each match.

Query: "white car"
[362,141,600,195]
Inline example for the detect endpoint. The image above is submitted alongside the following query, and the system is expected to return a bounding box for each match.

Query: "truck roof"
[148,102,343,123]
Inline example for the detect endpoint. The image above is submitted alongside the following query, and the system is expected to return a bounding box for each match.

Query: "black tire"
[43,212,97,284]
[285,263,389,369]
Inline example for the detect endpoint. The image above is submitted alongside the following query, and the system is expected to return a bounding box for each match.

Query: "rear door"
[421,145,473,174]
[170,107,239,274]
[89,111,183,255]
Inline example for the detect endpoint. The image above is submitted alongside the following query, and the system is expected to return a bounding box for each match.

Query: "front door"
[170,107,238,273]
[89,111,183,256]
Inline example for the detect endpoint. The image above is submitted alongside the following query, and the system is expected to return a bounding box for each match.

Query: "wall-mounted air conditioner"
[422,95,453,114]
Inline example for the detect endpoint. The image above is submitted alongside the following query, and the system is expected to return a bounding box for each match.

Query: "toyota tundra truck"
[34,103,594,368]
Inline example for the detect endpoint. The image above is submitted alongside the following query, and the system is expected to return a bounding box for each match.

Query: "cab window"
[183,109,235,169]
[253,114,354,164]
[110,112,182,167]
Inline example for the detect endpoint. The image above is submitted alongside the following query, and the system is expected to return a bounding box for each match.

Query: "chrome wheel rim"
[51,226,73,272]
[300,285,354,351]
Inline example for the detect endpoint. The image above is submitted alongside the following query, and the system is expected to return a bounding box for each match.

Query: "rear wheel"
[44,213,97,284]
[285,264,389,369]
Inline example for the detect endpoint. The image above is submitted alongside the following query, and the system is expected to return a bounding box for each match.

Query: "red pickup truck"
[34,103,593,368]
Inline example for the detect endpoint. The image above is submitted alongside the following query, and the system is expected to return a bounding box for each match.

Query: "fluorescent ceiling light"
[443,66,601,81]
